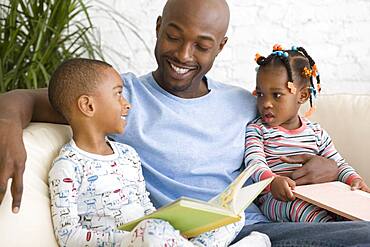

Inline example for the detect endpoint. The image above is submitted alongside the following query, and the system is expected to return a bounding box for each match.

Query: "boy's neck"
[71,126,114,155]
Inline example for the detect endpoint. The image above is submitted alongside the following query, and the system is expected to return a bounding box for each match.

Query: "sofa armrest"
[0,123,71,247]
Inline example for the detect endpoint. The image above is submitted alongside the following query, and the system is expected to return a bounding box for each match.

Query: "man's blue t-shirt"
[111,72,268,225]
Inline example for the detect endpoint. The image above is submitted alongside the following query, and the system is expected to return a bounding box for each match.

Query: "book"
[118,164,273,237]
[293,181,370,221]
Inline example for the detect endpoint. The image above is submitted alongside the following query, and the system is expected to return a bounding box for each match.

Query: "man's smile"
[167,59,197,79]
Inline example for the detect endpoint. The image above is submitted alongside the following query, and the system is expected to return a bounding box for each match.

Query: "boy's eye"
[256,92,263,97]
[116,91,122,96]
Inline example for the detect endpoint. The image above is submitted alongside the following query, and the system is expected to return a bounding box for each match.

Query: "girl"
[244,44,370,222]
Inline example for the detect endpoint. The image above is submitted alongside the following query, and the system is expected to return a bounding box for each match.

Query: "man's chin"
[167,85,192,96]
[162,75,192,91]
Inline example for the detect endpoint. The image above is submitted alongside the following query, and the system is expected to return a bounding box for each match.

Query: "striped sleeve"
[244,122,275,182]
[317,127,361,185]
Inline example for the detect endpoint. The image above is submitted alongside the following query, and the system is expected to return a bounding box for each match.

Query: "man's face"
[153,1,228,98]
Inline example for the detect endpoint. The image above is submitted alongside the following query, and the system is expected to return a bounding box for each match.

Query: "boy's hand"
[351,178,370,193]
[270,176,296,201]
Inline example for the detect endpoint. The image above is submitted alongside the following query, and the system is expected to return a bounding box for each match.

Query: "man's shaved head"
[162,0,230,38]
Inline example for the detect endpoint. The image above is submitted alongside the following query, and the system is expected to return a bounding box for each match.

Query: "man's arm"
[0,88,66,213]
[281,154,338,185]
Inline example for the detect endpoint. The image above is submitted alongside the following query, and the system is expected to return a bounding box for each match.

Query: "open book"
[118,164,273,237]
[293,181,370,221]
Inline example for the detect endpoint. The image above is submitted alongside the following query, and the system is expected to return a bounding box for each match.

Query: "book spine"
[182,216,241,238]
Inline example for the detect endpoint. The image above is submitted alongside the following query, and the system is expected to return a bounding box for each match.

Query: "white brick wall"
[91,0,370,94]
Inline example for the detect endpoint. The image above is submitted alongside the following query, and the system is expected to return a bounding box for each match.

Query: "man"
[0,0,369,246]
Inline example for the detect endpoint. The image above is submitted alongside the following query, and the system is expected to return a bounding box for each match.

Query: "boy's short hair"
[48,58,113,121]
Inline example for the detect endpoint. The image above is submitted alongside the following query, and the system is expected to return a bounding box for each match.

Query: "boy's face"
[256,66,306,130]
[94,68,131,134]
[153,0,228,98]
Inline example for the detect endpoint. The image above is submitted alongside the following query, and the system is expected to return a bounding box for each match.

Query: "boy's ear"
[298,86,310,104]
[77,95,95,117]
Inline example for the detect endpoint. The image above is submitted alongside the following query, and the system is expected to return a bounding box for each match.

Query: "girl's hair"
[255,45,320,112]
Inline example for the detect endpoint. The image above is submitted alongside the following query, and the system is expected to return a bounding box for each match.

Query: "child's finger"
[286,190,295,201]
[287,177,296,190]
[351,180,361,191]
[360,183,370,193]
[362,187,370,193]
[283,183,295,201]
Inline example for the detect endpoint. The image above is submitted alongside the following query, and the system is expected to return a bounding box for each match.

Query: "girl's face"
[256,65,307,130]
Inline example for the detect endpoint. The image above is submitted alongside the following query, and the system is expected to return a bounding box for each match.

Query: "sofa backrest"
[301,94,370,183]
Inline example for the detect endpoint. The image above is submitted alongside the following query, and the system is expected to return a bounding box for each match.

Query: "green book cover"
[118,197,241,237]
[118,164,273,237]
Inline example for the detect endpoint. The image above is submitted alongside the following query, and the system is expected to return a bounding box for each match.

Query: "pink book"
[293,181,370,221]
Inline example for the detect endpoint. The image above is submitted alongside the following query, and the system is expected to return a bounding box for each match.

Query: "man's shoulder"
[121,72,151,85]
[208,77,249,92]
[207,77,255,102]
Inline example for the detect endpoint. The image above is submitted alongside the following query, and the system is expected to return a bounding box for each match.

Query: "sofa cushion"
[302,94,370,183]
[0,123,71,247]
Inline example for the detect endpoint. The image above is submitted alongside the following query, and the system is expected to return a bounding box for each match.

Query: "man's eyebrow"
[197,35,215,43]
[167,23,215,43]
[168,22,182,31]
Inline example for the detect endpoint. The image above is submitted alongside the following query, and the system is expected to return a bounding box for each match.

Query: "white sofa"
[0,94,369,246]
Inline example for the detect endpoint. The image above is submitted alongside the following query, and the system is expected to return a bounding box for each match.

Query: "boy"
[48,58,269,246]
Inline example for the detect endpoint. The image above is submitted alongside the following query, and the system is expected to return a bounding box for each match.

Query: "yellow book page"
[232,177,274,214]
[208,163,266,213]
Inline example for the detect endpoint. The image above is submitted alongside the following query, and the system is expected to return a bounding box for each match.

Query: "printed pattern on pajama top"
[49,140,244,246]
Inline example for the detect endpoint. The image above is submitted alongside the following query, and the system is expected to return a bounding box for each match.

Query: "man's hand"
[0,119,26,213]
[281,154,338,186]
[351,178,370,193]
[0,88,64,213]
[270,176,296,201]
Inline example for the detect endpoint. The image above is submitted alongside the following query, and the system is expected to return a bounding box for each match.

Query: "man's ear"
[298,86,310,104]
[155,16,162,38]
[216,36,228,55]
[77,95,95,117]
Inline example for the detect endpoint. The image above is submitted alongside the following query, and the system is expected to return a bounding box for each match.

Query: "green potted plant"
[0,0,104,93]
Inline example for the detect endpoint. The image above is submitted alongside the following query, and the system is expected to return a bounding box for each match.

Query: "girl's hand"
[351,178,370,193]
[270,176,296,201]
